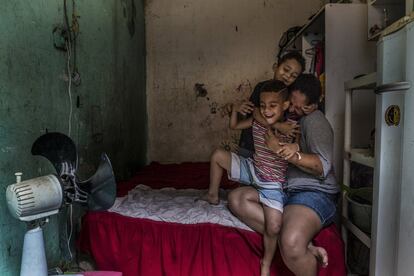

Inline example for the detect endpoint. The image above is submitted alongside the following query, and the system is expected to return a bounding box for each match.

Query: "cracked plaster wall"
[146,0,322,162]
[0,1,146,274]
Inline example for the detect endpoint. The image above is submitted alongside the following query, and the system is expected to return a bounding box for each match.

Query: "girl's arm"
[302,103,318,115]
[273,121,300,138]
[274,103,317,137]
[263,129,282,153]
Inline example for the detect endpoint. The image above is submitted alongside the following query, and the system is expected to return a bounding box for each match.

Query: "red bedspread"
[78,162,346,276]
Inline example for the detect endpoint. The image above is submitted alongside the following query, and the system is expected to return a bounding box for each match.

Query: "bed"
[78,162,346,276]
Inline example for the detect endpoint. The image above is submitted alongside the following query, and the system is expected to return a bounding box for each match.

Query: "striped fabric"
[252,120,293,183]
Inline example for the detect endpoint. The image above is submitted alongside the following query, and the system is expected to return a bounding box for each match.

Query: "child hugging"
[202,80,294,276]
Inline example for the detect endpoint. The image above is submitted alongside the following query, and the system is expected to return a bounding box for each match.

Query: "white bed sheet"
[108,184,252,231]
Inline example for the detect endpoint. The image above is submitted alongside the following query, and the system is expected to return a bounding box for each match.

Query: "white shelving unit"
[281,3,376,181]
[368,0,405,40]
[343,72,377,273]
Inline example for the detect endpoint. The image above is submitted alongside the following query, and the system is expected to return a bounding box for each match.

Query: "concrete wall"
[0,1,146,275]
[146,0,322,163]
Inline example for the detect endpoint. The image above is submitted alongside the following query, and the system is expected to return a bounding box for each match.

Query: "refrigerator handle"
[375,81,411,94]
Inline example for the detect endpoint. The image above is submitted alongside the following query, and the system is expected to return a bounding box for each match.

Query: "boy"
[238,51,306,158]
[203,80,296,276]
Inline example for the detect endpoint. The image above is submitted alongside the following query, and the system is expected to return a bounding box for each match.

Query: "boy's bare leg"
[308,243,328,267]
[200,148,232,205]
[261,205,283,276]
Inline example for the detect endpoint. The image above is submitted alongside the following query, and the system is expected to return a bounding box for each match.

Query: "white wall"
[146,0,322,162]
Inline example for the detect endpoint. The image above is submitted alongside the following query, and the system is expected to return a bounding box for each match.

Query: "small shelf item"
[344,72,377,90]
[369,30,382,40]
[349,148,375,168]
[281,5,325,52]
[367,0,405,40]
[280,0,347,53]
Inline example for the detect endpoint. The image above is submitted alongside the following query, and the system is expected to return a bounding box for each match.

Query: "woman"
[228,74,340,276]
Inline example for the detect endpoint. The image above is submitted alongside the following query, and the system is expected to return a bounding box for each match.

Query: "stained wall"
[0,1,146,274]
[146,0,322,162]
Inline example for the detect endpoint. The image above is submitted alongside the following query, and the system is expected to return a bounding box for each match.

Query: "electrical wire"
[65,40,73,138]
[63,0,74,260]
[67,204,73,260]
[64,0,73,137]
[71,0,79,74]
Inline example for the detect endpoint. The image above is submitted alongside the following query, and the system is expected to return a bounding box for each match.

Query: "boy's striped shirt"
[252,119,293,183]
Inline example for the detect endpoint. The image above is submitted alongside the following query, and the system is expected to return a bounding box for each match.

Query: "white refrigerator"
[373,19,414,276]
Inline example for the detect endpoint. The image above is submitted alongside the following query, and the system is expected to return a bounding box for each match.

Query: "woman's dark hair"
[278,51,306,73]
[289,74,321,104]
[259,80,289,101]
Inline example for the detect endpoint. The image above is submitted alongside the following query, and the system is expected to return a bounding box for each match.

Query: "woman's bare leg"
[229,188,328,269]
[308,243,328,267]
[279,205,322,276]
[229,188,329,273]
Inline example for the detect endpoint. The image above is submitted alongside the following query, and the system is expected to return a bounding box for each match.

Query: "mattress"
[78,162,346,276]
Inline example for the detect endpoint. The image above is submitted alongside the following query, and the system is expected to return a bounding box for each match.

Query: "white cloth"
[108,184,253,231]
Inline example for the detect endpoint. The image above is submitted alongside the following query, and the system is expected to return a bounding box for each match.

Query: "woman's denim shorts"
[285,189,338,227]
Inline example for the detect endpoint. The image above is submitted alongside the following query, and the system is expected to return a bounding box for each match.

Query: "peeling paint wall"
[146,0,321,163]
[0,1,146,275]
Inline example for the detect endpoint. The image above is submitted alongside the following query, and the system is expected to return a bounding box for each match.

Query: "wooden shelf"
[343,216,371,248]
[344,72,377,90]
[348,148,375,168]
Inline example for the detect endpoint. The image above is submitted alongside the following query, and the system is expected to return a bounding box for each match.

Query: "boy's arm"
[252,108,267,125]
[230,102,254,130]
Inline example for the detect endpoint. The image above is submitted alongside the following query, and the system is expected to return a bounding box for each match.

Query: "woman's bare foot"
[196,193,220,205]
[260,259,271,276]
[308,244,328,267]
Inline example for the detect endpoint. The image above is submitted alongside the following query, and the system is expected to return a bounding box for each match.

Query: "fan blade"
[78,153,116,211]
[31,132,78,176]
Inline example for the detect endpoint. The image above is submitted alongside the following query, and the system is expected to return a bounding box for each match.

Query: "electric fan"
[6,132,117,276]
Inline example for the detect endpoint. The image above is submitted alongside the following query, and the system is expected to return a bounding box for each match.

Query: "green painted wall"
[0,0,146,275]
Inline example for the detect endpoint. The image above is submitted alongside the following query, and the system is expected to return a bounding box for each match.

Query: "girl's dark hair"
[259,80,289,101]
[289,74,321,104]
[278,51,306,73]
